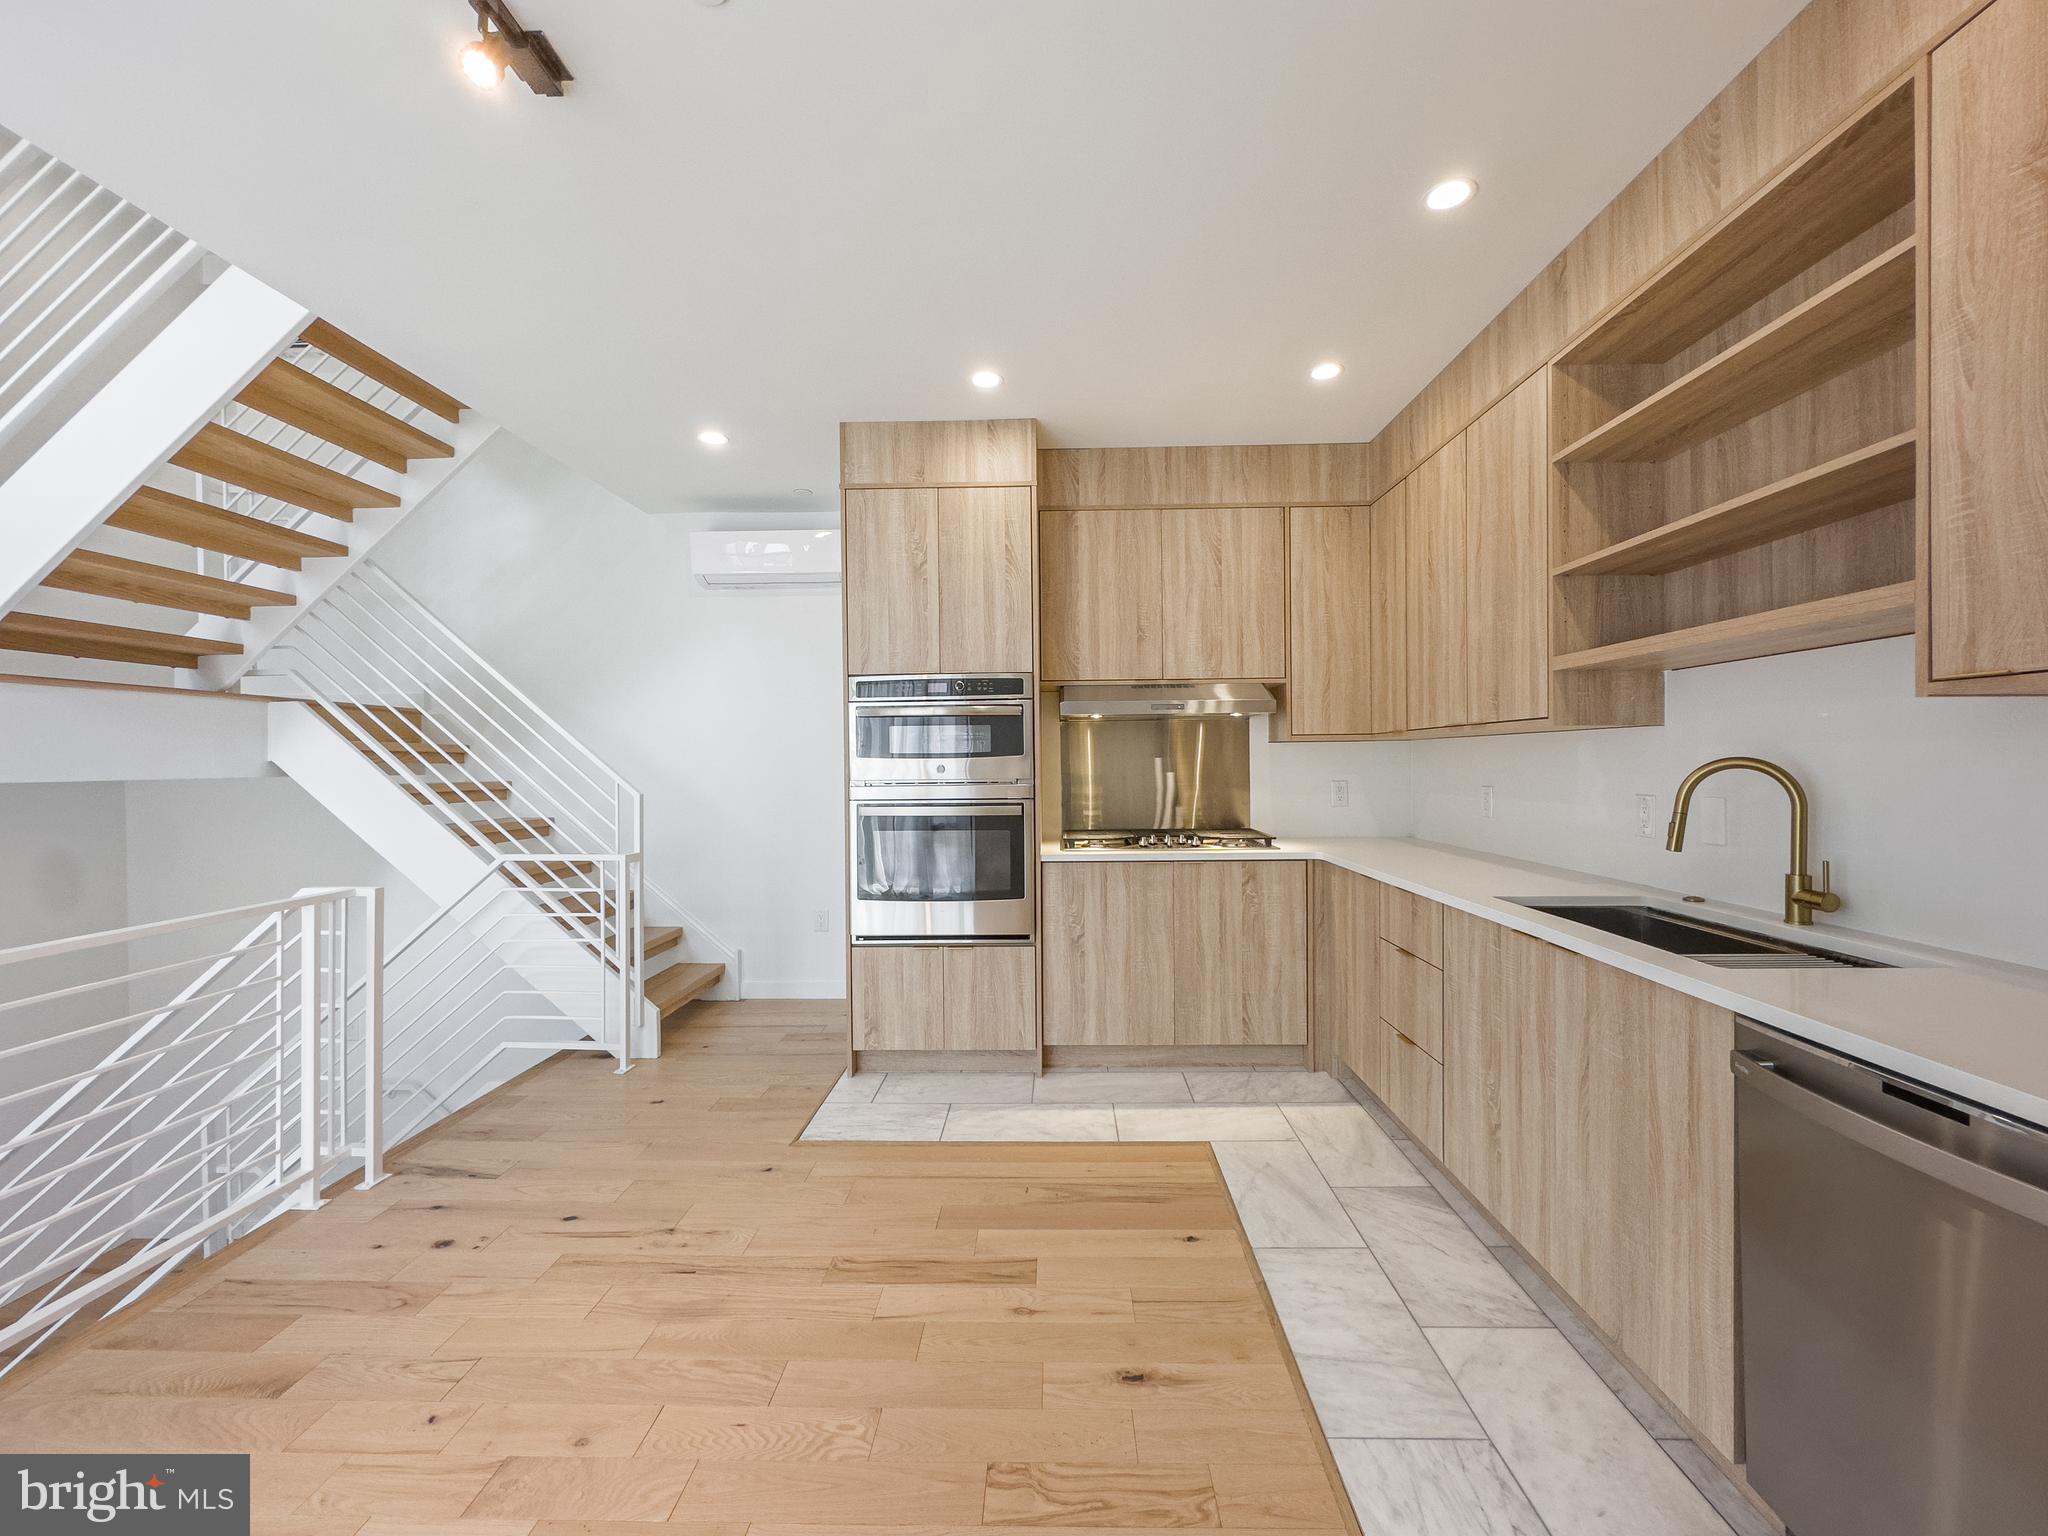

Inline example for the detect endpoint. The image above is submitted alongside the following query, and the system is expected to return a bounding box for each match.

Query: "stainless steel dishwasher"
[1734,1020,2048,1536]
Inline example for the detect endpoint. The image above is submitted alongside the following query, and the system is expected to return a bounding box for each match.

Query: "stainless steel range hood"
[1058,682,1277,718]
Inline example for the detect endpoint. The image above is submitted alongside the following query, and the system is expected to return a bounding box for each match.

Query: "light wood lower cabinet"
[1378,885,1445,966]
[1043,859,1307,1048]
[1310,863,1381,1084]
[854,944,1037,1052]
[1379,1021,1444,1156]
[1441,908,1738,1458]
[1378,940,1444,1060]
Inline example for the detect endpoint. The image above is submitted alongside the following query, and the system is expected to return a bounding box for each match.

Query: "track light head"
[463,1,572,97]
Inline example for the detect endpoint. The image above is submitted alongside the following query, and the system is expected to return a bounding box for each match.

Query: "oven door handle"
[851,703,1026,717]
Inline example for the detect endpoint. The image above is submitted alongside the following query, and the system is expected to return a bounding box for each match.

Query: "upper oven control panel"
[851,675,1030,701]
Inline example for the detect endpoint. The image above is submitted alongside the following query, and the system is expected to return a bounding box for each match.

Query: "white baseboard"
[740,980,848,1000]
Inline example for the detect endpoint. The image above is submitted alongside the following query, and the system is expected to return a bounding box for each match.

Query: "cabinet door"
[1930,0,2048,682]
[1040,509,1163,681]
[1368,487,1410,734]
[1380,1020,1444,1156]
[1311,864,1380,1083]
[1405,438,1471,730]
[1287,505,1373,736]
[1160,507,1288,679]
[852,946,946,1050]
[844,489,940,674]
[1041,861,1175,1045]
[1464,374,1550,723]
[1172,860,1308,1045]
[937,486,1034,674]
[944,944,1037,1051]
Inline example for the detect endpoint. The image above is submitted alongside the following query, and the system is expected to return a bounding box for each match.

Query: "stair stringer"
[266,702,654,1050]
[0,268,309,619]
[188,416,503,691]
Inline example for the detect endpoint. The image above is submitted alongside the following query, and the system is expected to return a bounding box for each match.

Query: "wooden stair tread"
[644,926,685,960]
[647,962,724,1017]
[42,549,294,620]
[0,612,242,668]
[516,858,597,880]
[1554,434,1919,577]
[1552,582,1915,672]
[300,319,464,423]
[237,359,454,473]
[1554,238,1917,465]
[453,816,558,846]
[171,422,402,523]
[402,779,512,804]
[108,487,348,570]
[313,701,447,749]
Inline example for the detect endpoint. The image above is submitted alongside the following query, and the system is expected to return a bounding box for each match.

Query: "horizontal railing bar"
[0,938,286,1017]
[0,891,354,965]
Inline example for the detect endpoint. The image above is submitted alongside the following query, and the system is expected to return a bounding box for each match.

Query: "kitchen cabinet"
[1173,859,1308,1045]
[1310,863,1380,1084]
[1378,884,1444,966]
[936,487,1034,674]
[1440,907,1737,1457]
[846,487,1034,675]
[1368,490,1409,734]
[1379,1021,1444,1157]
[1042,860,1175,1046]
[1159,507,1287,680]
[1405,440,1470,730]
[1286,505,1374,737]
[1039,506,1284,682]
[844,489,940,675]
[1377,940,1444,1060]
[854,943,1037,1052]
[1928,0,2048,689]
[1042,859,1307,1049]
[1040,508,1163,682]
[1463,374,1551,723]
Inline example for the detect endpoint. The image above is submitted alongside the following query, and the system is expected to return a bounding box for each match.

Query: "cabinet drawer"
[1379,885,1444,965]
[1380,1020,1444,1156]
[1378,939,1444,1061]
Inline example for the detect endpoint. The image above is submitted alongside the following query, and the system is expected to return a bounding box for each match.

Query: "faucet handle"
[1812,860,1843,913]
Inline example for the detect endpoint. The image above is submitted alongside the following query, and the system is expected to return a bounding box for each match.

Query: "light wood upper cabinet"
[844,488,940,674]
[1929,0,2048,686]
[1172,859,1308,1045]
[1159,507,1288,680]
[1368,489,1410,734]
[1041,860,1175,1045]
[1463,374,1551,723]
[1040,508,1163,681]
[1286,506,1373,736]
[1405,439,1471,731]
[1311,863,1381,1085]
[936,486,1033,673]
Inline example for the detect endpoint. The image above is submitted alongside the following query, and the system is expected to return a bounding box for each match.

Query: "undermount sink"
[1511,900,1890,969]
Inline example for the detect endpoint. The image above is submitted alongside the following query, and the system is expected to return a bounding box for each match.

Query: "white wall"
[1251,720,1413,838]
[1383,638,2048,970]
[374,432,846,996]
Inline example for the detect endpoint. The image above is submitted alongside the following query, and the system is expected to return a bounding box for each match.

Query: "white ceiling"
[0,0,1805,517]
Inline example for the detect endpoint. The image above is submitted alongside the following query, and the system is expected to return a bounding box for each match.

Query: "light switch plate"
[1480,785,1496,819]
[1636,794,1655,837]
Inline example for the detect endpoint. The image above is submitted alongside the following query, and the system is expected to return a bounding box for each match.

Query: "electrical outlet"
[1329,779,1351,808]
[1636,794,1656,838]
[1480,785,1496,819]
[1695,795,1728,846]
[811,909,831,933]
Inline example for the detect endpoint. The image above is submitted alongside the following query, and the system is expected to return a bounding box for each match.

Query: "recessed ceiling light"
[697,429,728,447]
[1426,177,1477,212]
[1309,361,1343,382]
[970,369,1003,390]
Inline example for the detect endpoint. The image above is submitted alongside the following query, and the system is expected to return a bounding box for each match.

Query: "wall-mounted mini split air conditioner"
[688,529,841,589]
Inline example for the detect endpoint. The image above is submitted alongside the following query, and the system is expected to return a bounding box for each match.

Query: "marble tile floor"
[802,1065,1771,1536]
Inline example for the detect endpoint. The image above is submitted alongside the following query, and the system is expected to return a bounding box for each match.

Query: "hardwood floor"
[0,1001,1358,1534]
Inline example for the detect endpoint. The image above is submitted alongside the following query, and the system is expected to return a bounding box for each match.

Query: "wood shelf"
[1554,239,1917,465]
[1552,583,1915,672]
[1554,433,1918,577]
[1562,82,1915,364]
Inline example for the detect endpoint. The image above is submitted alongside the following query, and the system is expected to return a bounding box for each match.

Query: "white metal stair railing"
[343,854,637,1156]
[253,560,649,1039]
[0,888,383,1374]
[0,128,203,463]
[202,343,438,584]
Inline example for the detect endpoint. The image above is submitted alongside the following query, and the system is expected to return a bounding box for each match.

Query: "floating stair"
[236,359,454,472]
[106,487,348,570]
[645,926,685,961]
[300,320,465,423]
[0,613,242,669]
[170,422,401,523]
[42,550,294,620]
[647,962,724,1019]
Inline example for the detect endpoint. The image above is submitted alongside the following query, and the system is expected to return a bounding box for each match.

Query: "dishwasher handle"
[1733,1050,2048,1227]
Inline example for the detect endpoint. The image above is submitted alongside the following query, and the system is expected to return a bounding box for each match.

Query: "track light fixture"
[461,0,573,96]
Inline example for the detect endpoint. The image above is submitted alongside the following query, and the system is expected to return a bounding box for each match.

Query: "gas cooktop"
[1060,828,1279,851]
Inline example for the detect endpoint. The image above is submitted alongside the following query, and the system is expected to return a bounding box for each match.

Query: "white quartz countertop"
[1043,837,2048,1127]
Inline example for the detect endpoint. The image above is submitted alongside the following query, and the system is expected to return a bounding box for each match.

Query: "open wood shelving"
[1553,583,1916,672]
